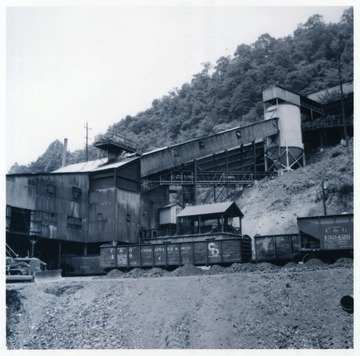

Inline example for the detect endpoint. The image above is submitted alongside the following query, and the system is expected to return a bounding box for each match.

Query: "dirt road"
[6,260,353,349]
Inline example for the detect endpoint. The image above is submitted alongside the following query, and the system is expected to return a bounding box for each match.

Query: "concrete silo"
[264,102,304,173]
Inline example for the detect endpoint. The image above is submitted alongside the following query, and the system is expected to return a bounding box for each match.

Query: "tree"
[10,8,353,173]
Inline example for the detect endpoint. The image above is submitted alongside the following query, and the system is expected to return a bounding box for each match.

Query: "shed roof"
[159,203,182,210]
[177,201,243,219]
[51,159,102,173]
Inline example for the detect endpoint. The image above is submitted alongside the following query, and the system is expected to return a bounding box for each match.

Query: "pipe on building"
[62,138,68,167]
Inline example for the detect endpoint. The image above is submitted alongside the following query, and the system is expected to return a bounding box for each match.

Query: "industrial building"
[6,84,353,273]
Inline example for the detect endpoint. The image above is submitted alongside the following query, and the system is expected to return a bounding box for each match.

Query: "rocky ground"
[5,144,354,352]
[6,258,353,350]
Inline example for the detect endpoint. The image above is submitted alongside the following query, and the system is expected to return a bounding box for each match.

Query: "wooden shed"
[176,201,243,236]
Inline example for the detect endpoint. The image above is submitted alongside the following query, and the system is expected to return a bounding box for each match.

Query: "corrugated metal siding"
[6,174,89,243]
[88,188,141,244]
[6,176,37,210]
[116,159,140,182]
[89,160,140,192]
[90,171,115,190]
[140,119,278,177]
[115,190,141,244]
[89,188,117,243]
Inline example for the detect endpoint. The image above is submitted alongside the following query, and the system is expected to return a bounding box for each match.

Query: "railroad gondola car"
[99,210,353,271]
[100,234,252,270]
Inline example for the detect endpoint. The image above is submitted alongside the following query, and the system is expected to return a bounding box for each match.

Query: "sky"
[3,1,354,171]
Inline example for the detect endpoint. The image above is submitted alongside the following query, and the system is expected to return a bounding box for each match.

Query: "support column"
[240,145,243,171]
[57,240,62,269]
[264,140,268,173]
[213,154,216,202]
[253,141,257,180]
[28,237,38,258]
[194,159,197,205]
[225,150,229,197]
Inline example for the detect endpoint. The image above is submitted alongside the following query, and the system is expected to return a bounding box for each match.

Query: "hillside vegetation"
[239,143,353,236]
[8,8,353,174]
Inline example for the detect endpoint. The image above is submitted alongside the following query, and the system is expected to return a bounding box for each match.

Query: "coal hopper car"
[254,213,353,263]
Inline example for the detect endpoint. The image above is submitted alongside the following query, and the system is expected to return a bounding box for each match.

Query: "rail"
[93,132,138,152]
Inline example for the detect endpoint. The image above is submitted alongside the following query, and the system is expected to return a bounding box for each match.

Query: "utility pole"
[321,178,327,216]
[338,60,349,147]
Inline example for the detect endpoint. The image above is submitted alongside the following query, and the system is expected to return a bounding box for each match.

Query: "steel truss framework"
[141,141,276,194]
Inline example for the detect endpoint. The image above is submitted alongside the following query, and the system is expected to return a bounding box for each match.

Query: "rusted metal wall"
[88,187,141,244]
[6,173,89,242]
[140,119,278,177]
[87,161,141,244]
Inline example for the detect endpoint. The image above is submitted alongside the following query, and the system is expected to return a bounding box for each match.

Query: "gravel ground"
[6,258,353,350]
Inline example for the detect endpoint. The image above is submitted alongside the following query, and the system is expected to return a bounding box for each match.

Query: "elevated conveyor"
[140,118,279,178]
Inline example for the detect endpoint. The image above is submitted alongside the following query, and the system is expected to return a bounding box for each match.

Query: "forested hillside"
[8,8,353,174]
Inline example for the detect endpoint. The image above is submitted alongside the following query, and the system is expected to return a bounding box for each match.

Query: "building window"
[46,184,56,197]
[67,216,82,230]
[41,211,57,225]
[72,186,81,201]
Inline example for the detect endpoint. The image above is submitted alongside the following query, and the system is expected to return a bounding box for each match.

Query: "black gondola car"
[100,235,252,270]
[100,201,252,269]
